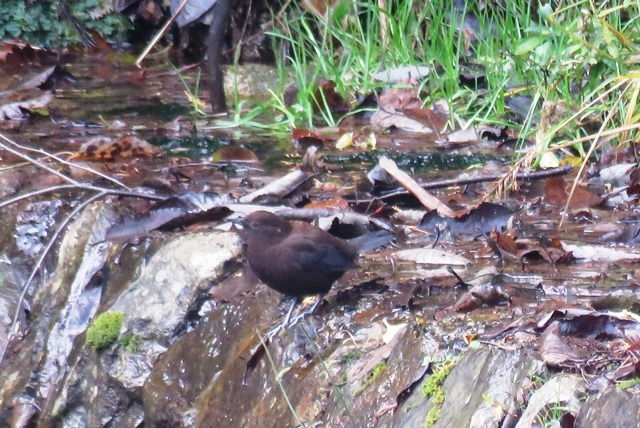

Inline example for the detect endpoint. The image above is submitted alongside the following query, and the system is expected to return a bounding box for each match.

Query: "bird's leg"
[288,294,325,328]
[267,298,298,341]
[281,298,298,327]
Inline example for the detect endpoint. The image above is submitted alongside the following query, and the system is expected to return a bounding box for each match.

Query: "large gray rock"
[577,385,640,428]
[112,231,243,341]
[47,230,242,426]
[395,348,536,428]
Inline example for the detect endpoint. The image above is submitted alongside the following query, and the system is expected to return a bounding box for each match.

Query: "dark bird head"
[238,211,292,244]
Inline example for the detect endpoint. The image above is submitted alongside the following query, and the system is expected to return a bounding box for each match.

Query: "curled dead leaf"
[71,135,161,161]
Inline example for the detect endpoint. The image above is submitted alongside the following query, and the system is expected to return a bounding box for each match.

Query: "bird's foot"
[265,294,325,341]
[288,294,324,328]
[266,322,286,341]
[265,298,297,341]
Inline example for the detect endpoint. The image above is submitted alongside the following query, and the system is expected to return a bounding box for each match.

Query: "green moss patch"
[118,332,144,352]
[86,311,124,351]
[422,361,456,428]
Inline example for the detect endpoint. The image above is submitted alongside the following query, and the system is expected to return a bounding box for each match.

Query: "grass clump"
[227,0,640,172]
[86,311,124,352]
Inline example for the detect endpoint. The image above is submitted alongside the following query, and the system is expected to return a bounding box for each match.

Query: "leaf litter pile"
[1,43,640,392]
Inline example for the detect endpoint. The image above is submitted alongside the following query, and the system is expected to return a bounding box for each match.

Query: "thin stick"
[0,192,108,366]
[135,0,190,66]
[1,133,130,190]
[352,164,574,203]
[257,331,308,428]
[37,149,130,190]
[0,134,78,185]
[0,184,164,210]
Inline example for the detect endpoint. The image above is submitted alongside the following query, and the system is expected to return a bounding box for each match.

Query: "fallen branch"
[378,156,456,218]
[347,164,573,203]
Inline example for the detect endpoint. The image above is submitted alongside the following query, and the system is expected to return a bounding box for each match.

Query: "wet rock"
[395,348,535,427]
[0,201,114,425]
[112,231,243,341]
[15,199,64,258]
[143,301,439,427]
[515,374,585,428]
[46,230,243,425]
[0,264,25,354]
[38,203,113,401]
[49,351,145,427]
[0,216,242,426]
[143,292,271,427]
[576,385,640,427]
[224,64,287,101]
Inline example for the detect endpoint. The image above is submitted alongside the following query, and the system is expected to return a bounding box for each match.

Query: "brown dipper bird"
[237,211,392,335]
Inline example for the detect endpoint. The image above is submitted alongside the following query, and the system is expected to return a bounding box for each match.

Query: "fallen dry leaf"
[0,92,54,120]
[71,135,161,161]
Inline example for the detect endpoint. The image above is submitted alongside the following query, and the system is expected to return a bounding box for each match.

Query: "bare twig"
[36,149,130,190]
[256,331,308,428]
[135,0,190,66]
[0,133,165,209]
[0,134,78,185]
[346,165,573,204]
[0,133,131,189]
[0,192,108,366]
[0,184,163,210]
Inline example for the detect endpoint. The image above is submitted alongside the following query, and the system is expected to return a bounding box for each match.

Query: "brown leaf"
[304,197,350,210]
[403,107,446,133]
[292,128,324,149]
[544,176,568,206]
[540,322,587,367]
[371,87,442,133]
[451,283,510,312]
[0,92,54,120]
[495,230,518,256]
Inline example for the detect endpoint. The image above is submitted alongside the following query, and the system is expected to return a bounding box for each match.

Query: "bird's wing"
[289,241,356,273]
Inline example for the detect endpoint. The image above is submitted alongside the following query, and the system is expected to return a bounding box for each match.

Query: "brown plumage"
[237,211,392,337]
[239,211,360,297]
